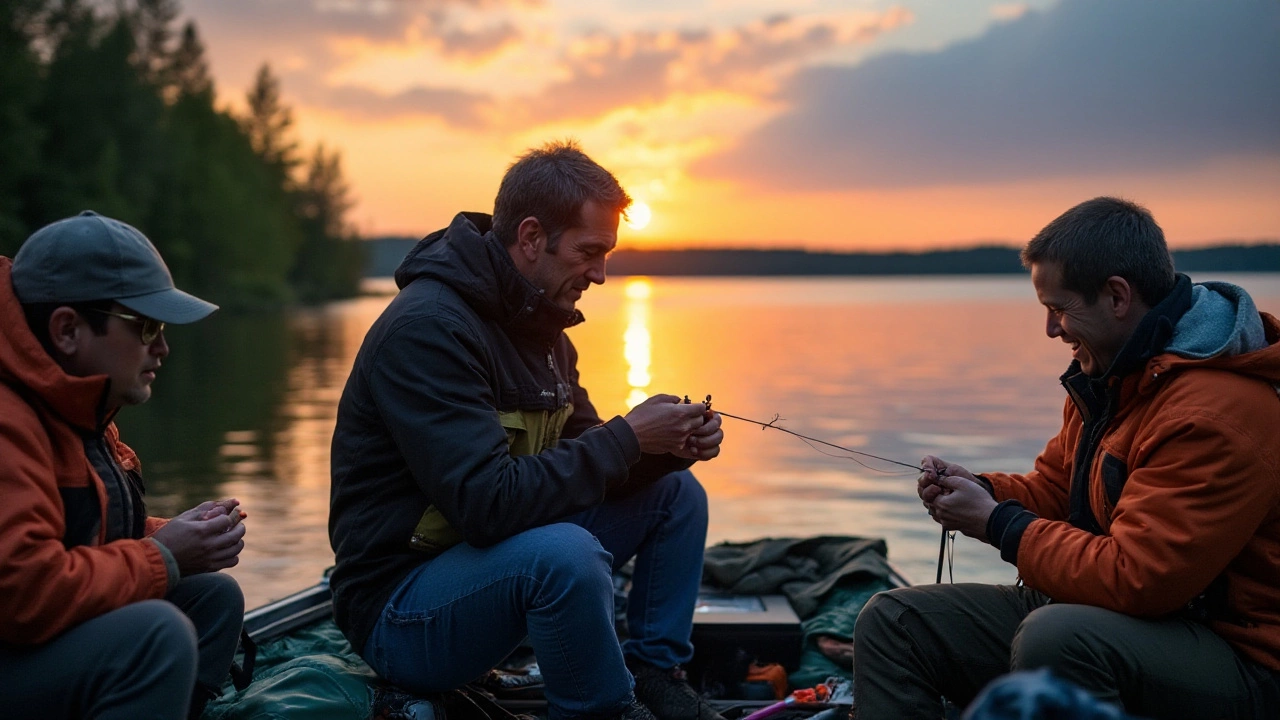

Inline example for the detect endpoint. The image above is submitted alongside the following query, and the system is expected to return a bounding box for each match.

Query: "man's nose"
[150,331,170,358]
[587,257,607,284]
[1046,313,1062,338]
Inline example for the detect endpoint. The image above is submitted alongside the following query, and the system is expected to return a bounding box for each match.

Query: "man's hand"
[200,498,247,527]
[917,455,979,506]
[671,410,723,461]
[150,499,247,576]
[624,394,709,455]
[929,475,998,542]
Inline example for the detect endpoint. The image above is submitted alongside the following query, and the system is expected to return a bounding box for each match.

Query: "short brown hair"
[1021,197,1176,305]
[491,140,631,251]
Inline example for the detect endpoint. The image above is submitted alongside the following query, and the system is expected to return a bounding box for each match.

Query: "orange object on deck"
[745,662,788,700]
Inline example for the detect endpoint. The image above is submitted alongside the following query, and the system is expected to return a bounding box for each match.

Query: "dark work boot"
[627,659,725,720]
[616,696,660,720]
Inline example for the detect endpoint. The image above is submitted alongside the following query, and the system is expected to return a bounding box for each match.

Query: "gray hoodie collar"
[1168,281,1268,360]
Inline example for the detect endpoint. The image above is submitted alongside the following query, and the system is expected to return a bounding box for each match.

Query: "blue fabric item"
[362,470,708,720]
[962,669,1136,720]
[1168,282,1267,360]
[575,471,709,670]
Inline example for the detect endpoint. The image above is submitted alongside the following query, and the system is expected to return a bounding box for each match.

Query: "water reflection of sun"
[623,278,652,408]
[625,201,651,230]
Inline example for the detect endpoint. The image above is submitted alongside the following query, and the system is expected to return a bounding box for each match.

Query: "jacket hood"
[394,212,583,339]
[1148,283,1280,389]
[1168,281,1269,359]
[0,257,109,431]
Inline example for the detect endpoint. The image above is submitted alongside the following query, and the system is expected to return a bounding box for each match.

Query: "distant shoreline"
[365,239,1280,277]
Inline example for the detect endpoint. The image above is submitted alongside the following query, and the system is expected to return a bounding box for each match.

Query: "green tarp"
[205,621,376,720]
[207,536,895,718]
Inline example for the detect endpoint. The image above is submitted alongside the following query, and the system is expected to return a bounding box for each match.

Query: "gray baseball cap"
[12,211,218,324]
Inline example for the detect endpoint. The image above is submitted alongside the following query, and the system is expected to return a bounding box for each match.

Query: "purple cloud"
[693,0,1280,188]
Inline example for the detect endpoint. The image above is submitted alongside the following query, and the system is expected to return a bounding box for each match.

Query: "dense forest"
[0,0,364,306]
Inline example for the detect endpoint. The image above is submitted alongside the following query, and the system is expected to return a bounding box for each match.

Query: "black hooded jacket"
[328,212,690,652]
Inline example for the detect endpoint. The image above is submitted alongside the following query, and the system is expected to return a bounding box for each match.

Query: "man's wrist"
[985,499,1037,566]
[603,416,641,463]
[146,537,181,587]
[974,474,997,499]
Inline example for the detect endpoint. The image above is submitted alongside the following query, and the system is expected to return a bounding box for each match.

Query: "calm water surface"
[117,274,1280,609]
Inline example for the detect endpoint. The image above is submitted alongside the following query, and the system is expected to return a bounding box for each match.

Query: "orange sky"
[184,0,1279,250]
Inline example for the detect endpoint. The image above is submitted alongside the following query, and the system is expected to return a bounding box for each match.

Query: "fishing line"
[703,398,959,583]
[713,410,926,474]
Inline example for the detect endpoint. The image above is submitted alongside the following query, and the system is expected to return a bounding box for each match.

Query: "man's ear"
[47,306,83,357]
[1102,275,1134,319]
[514,216,545,263]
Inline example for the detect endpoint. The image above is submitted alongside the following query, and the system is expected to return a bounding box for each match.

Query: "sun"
[625,201,652,230]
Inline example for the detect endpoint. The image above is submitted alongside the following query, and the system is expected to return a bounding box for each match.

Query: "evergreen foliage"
[0,0,365,306]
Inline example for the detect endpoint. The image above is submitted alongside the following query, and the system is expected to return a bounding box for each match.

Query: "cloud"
[312,7,912,128]
[186,0,530,86]
[435,22,521,60]
[693,0,1280,190]
[274,8,914,128]
[989,3,1029,22]
[287,76,491,126]
[517,9,912,124]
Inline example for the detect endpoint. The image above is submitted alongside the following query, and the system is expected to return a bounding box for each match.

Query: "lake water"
[116,273,1280,610]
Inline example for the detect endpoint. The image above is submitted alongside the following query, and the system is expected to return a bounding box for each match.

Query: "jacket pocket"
[1100,453,1128,510]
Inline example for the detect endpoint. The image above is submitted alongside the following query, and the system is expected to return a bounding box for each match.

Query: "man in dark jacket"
[329,141,725,720]
[0,211,248,720]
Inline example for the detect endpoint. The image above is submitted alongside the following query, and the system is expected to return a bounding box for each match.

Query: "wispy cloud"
[186,0,533,88]
[989,3,1029,22]
[302,7,913,128]
[694,0,1280,190]
[287,76,491,126]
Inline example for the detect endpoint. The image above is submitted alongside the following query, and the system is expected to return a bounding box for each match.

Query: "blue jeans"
[363,469,709,720]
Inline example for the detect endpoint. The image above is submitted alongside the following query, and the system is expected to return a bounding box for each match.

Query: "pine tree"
[291,144,365,301]
[243,63,299,184]
[166,20,211,100]
[0,0,48,254]
[130,0,179,87]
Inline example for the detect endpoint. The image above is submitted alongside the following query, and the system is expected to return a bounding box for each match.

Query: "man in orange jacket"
[853,197,1280,719]
[0,212,248,719]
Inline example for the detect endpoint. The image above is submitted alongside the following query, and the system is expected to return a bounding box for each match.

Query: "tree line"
[1,0,365,306]
[366,240,1279,278]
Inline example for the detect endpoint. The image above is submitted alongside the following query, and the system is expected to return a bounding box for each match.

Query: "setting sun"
[625,201,652,230]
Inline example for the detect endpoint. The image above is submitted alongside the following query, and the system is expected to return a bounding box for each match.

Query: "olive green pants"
[852,583,1279,720]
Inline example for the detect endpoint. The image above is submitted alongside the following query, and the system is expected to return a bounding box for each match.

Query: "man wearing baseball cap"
[0,211,247,719]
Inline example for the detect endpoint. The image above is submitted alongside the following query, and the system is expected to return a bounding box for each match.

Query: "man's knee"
[671,469,708,507]
[854,589,907,652]
[202,570,245,608]
[118,599,201,673]
[183,571,244,612]
[651,469,708,523]
[526,523,613,574]
[1011,604,1102,671]
[200,571,245,622]
[129,598,199,644]
[170,571,245,640]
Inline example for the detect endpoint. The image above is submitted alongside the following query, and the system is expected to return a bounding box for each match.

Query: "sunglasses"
[89,308,166,344]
